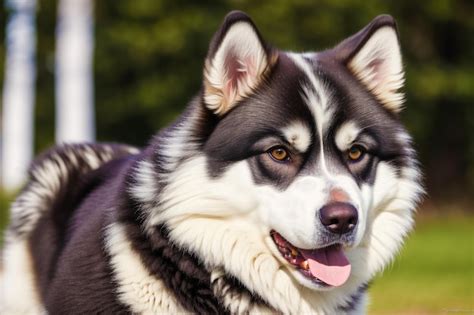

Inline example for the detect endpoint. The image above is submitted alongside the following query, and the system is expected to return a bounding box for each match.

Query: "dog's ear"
[203,11,276,115]
[332,15,404,113]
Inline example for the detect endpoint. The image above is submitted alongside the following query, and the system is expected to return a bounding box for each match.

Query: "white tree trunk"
[55,0,95,143]
[1,0,37,190]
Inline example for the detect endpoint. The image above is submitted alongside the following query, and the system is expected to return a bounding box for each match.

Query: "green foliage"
[1,0,472,203]
[369,215,474,313]
[0,190,12,243]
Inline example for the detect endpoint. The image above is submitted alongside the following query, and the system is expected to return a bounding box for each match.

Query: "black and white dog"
[2,11,422,314]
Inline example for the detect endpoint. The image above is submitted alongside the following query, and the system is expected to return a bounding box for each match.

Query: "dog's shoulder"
[2,143,141,314]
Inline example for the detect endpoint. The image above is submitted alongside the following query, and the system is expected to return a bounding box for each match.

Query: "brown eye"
[348,145,365,161]
[269,147,290,162]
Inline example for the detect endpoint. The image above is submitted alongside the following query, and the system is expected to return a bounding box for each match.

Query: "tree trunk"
[55,0,95,143]
[1,0,37,190]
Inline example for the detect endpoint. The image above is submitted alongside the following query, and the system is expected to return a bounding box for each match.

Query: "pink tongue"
[300,246,351,287]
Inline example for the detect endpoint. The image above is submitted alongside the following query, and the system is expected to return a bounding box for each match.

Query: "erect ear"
[203,11,276,115]
[333,15,405,113]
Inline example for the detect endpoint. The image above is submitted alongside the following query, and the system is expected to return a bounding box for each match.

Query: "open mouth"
[270,231,351,287]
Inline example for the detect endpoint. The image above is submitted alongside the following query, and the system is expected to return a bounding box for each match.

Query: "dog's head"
[135,11,423,304]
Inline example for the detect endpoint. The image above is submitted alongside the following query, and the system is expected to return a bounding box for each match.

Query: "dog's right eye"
[347,145,365,162]
[268,147,290,162]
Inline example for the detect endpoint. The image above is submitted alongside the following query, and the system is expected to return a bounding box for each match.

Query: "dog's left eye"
[348,145,365,162]
[269,147,290,162]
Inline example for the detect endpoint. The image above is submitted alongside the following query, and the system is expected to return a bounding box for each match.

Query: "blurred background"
[0,0,472,313]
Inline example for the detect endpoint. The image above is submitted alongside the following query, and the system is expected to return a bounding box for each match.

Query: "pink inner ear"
[223,53,256,102]
[367,57,387,87]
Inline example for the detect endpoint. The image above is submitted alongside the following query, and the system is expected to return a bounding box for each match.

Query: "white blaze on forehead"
[288,53,334,177]
[282,121,312,152]
[335,121,361,151]
[287,53,334,134]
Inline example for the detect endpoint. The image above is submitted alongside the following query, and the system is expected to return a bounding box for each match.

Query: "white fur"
[8,144,137,238]
[105,223,188,314]
[8,152,72,237]
[129,159,159,206]
[352,162,422,282]
[1,20,421,315]
[287,53,335,179]
[1,241,45,314]
[348,27,404,113]
[159,114,200,175]
[258,174,363,250]
[210,268,274,314]
[146,157,258,229]
[167,212,361,314]
[205,22,268,115]
[287,53,333,130]
[335,121,361,151]
[2,144,139,313]
[144,51,421,315]
[284,53,368,251]
[396,131,418,159]
[143,156,379,313]
[282,121,312,152]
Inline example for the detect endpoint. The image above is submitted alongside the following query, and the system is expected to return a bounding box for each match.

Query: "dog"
[1,11,423,314]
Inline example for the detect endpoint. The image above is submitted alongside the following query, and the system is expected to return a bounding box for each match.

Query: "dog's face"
[140,12,422,297]
[199,12,421,290]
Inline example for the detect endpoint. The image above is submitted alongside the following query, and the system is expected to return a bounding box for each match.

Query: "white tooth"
[301,260,309,270]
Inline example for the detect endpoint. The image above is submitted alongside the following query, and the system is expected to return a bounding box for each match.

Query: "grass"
[0,191,472,313]
[369,215,474,314]
[0,190,12,243]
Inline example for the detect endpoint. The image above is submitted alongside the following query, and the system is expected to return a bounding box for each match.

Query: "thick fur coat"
[1,11,422,314]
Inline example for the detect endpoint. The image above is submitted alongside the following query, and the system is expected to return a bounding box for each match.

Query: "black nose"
[319,202,358,234]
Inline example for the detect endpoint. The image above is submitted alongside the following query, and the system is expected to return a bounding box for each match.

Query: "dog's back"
[1,143,138,314]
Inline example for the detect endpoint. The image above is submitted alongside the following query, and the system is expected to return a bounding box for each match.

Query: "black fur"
[338,283,369,313]
[30,150,136,313]
[3,11,417,314]
[25,146,267,313]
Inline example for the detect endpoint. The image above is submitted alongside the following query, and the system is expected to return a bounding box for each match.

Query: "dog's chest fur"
[1,11,422,315]
[1,144,367,314]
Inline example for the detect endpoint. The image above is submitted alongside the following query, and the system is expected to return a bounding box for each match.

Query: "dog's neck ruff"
[130,155,369,314]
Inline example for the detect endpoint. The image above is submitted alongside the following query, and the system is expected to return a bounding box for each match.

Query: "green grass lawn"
[369,215,474,314]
